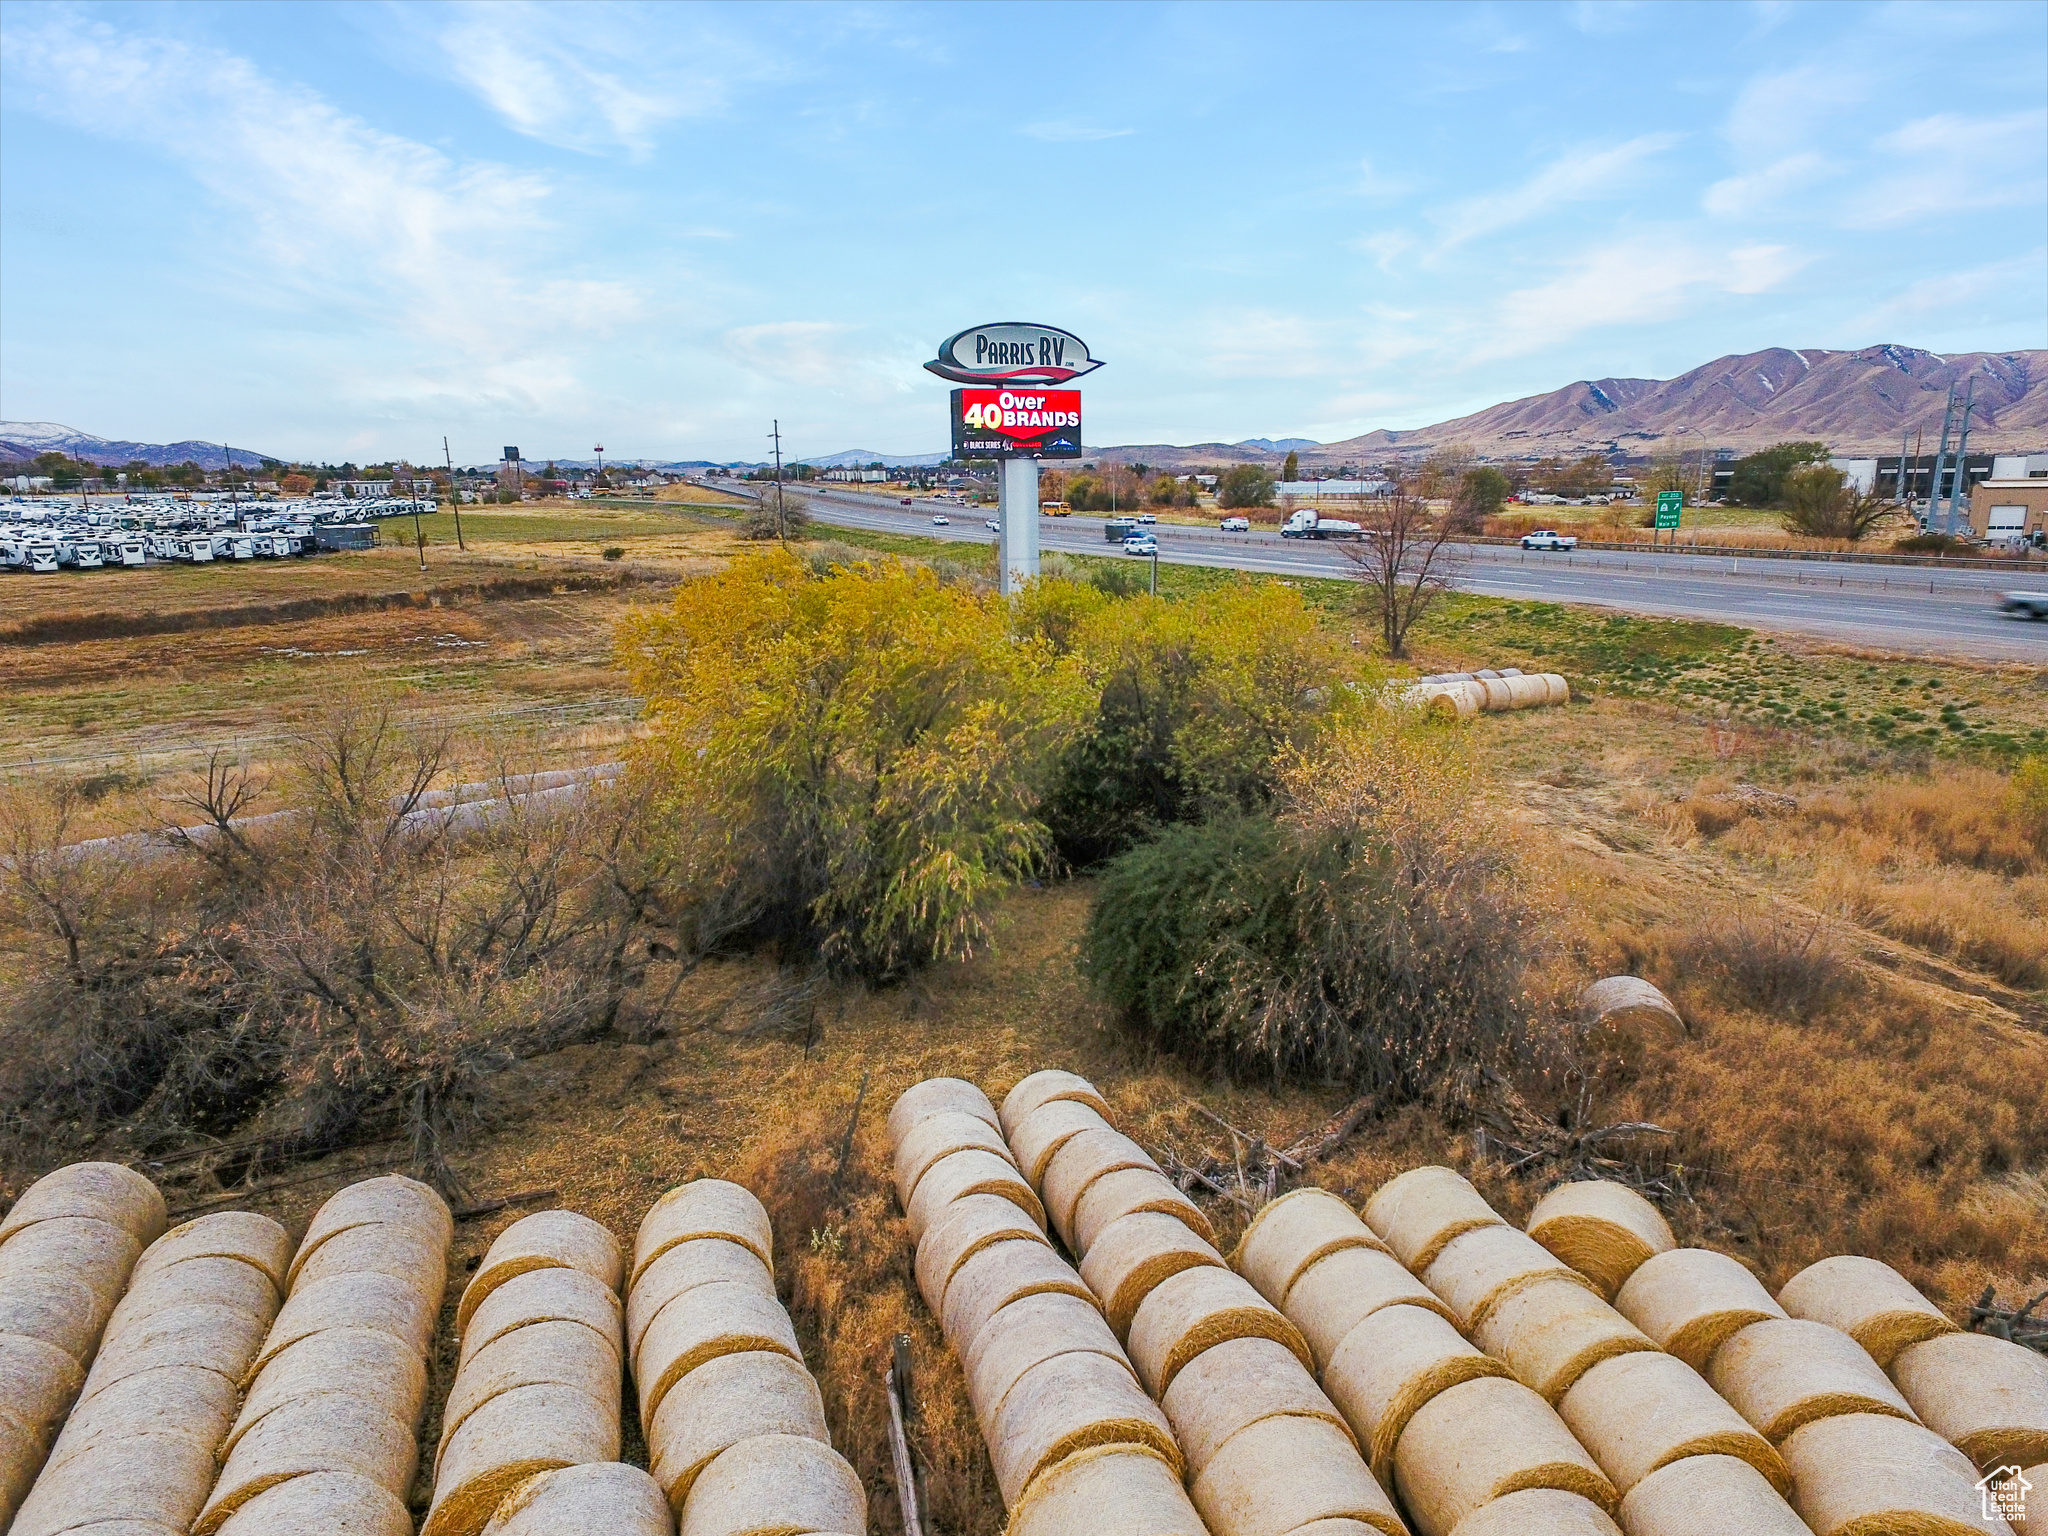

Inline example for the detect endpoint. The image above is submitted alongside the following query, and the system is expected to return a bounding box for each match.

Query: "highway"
[776,485,2048,663]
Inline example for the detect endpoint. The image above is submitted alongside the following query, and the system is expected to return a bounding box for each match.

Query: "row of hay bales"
[1,1163,869,1536]
[1398,672,1569,722]
[1003,1071,1413,1536]
[889,1074,1209,1535]
[626,1180,866,1536]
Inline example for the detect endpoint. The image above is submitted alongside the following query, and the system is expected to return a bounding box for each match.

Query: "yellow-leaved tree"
[620,549,1085,979]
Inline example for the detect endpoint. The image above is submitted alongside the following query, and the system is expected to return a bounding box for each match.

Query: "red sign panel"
[950,388,1082,459]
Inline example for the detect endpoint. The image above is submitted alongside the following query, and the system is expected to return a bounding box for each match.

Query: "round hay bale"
[11,1430,216,1536]
[905,1149,1047,1244]
[1475,677,1514,712]
[0,1273,108,1363]
[894,1110,1018,1208]
[1616,1453,1810,1536]
[48,1363,239,1463]
[627,1239,769,1373]
[289,1175,452,1289]
[1425,1225,1596,1332]
[1443,1489,1620,1536]
[963,1290,1129,1427]
[1612,1248,1785,1371]
[0,1216,144,1313]
[248,1269,437,1379]
[483,1461,673,1536]
[940,1238,1098,1355]
[197,1394,420,1534]
[1042,1130,1161,1249]
[1777,1255,1959,1369]
[1575,977,1685,1059]
[438,1319,622,1470]
[1707,1317,1915,1443]
[227,1327,428,1458]
[0,1330,87,1438]
[1009,1099,1114,1185]
[999,1069,1113,1140]
[1006,1443,1208,1536]
[632,1279,801,1423]
[630,1181,773,1293]
[989,1348,1181,1508]
[1190,1412,1404,1536]
[424,1381,619,1536]
[465,1267,624,1375]
[1781,1411,1998,1536]
[1289,1245,1457,1371]
[457,1211,624,1337]
[1522,1182,1674,1300]
[914,1193,1051,1317]
[1539,674,1570,706]
[888,1077,1000,1149]
[1082,1211,1227,1340]
[0,1409,44,1528]
[1363,1167,1506,1272]
[0,1163,165,1249]
[1557,1348,1787,1496]
[1231,1188,1390,1310]
[1323,1304,1515,1482]
[646,1348,828,1511]
[131,1212,291,1294]
[1073,1168,1216,1258]
[676,1434,865,1536]
[1125,1264,1312,1398]
[1391,1375,1619,1536]
[80,1303,268,1400]
[1161,1334,1353,1476]
[1469,1276,1657,1404]
[1501,674,1550,710]
[104,1254,279,1345]
[2013,1463,2045,1536]
[1891,1330,2048,1471]
[211,1470,412,1536]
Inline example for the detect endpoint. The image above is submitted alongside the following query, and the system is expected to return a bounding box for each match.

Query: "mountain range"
[9,345,2043,474]
[1087,346,2048,467]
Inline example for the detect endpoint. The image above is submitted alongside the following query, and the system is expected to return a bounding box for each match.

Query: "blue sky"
[2,0,2043,464]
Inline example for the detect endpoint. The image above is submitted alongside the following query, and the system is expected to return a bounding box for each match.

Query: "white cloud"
[1429,134,1684,250]
[0,13,640,407]
[1719,63,1866,162]
[719,322,919,402]
[1019,121,1135,142]
[1853,249,2048,335]
[1353,156,1409,199]
[1702,151,1834,218]
[1476,237,1806,359]
[414,0,778,157]
[1851,110,2048,227]
[1569,1,1646,35]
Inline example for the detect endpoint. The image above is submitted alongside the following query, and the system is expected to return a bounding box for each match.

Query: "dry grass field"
[2,512,2043,1534]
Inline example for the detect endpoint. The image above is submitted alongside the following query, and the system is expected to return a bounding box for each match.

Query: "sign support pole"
[998,457,1040,594]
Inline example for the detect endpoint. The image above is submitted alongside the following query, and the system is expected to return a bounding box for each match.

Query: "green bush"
[1079,718,1544,1099]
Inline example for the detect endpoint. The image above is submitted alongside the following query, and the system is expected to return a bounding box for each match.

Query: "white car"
[1122,534,1158,556]
[1520,529,1579,551]
[1220,516,1250,532]
[1136,512,1158,524]
[930,514,950,526]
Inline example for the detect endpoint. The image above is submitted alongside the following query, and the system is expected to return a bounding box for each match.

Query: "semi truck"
[1280,508,1365,540]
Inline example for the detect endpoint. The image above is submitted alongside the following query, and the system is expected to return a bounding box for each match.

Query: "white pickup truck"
[2001,591,2048,620]
[1519,529,1579,551]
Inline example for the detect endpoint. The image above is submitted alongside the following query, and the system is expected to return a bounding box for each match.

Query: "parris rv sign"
[924,323,1102,386]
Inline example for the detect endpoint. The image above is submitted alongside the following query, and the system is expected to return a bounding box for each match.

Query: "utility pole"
[444,436,466,551]
[1944,377,1976,537]
[408,461,427,570]
[1924,385,1957,532]
[770,420,788,542]
[594,443,605,493]
[224,445,238,524]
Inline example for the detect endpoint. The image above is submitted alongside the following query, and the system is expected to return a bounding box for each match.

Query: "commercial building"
[1967,480,2048,542]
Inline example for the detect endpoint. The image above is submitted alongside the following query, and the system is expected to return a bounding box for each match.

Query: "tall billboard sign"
[930,322,1100,594]
[950,388,1082,459]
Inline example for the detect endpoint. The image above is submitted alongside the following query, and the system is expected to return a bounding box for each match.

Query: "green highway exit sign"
[1655,491,1683,529]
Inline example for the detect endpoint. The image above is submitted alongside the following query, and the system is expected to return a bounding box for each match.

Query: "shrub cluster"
[1080,715,1547,1101]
